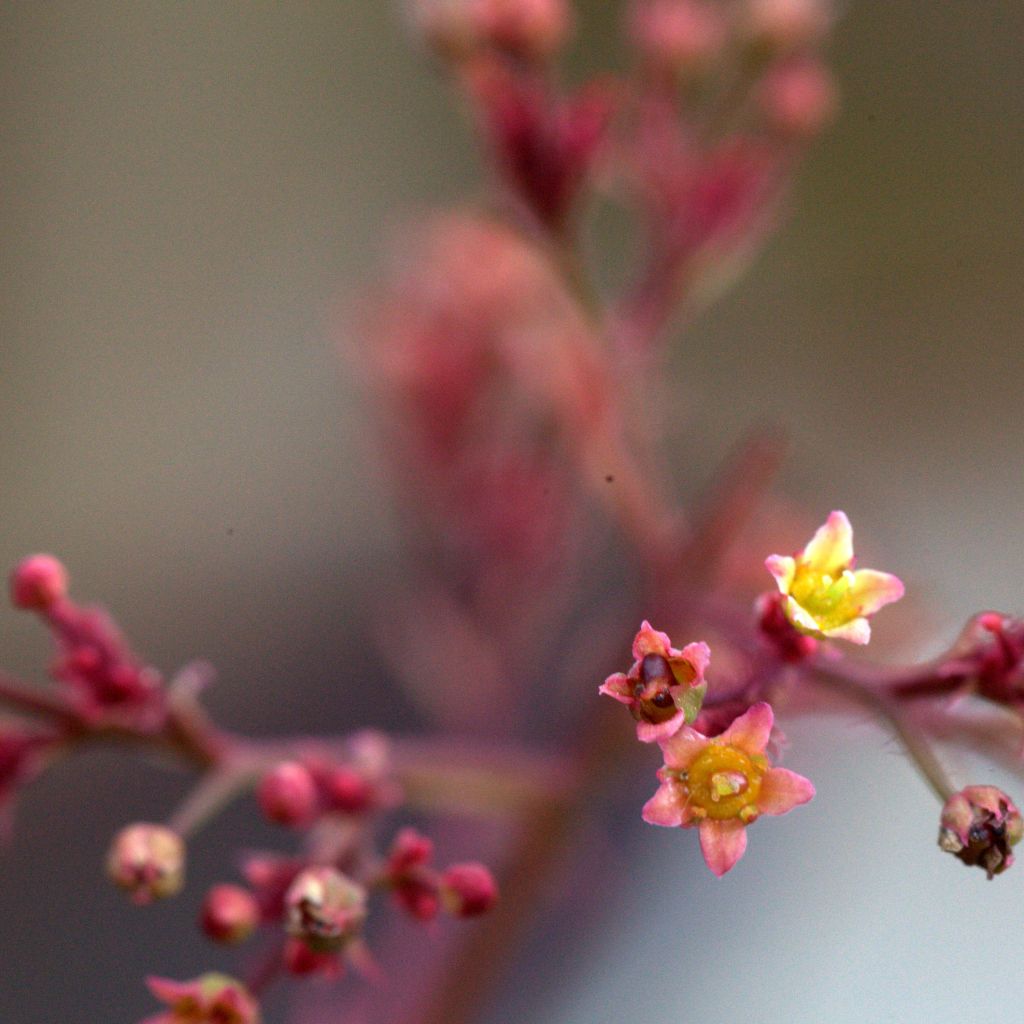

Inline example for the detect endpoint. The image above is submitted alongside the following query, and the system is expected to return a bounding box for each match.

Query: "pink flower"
[642,702,814,875]
[142,973,259,1024]
[765,510,904,644]
[599,621,710,742]
[939,786,1023,879]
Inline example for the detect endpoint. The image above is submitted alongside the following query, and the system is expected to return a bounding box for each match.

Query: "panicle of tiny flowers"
[643,702,814,875]
[142,973,259,1024]
[10,555,166,729]
[617,0,836,350]
[107,823,186,905]
[764,511,904,645]
[938,786,1023,879]
[600,621,710,742]
[358,215,589,587]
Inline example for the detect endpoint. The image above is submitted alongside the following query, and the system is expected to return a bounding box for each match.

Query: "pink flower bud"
[629,0,725,75]
[10,554,68,610]
[743,0,830,54]
[473,0,571,59]
[758,60,837,136]
[440,862,499,916]
[388,827,435,874]
[283,936,343,978]
[200,884,260,944]
[257,761,318,827]
[285,867,367,953]
[755,591,819,662]
[939,786,1024,878]
[322,766,375,814]
[106,823,185,904]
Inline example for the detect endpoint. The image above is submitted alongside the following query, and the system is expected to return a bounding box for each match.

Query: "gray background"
[1,3,1022,1022]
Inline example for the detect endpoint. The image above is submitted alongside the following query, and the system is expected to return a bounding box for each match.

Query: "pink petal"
[758,767,815,815]
[632,620,673,661]
[658,725,709,771]
[822,617,871,644]
[802,510,854,575]
[145,977,196,1006]
[849,569,905,617]
[765,554,796,594]
[637,711,685,744]
[718,701,774,756]
[699,818,748,876]
[672,641,711,685]
[642,780,686,827]
[598,673,634,705]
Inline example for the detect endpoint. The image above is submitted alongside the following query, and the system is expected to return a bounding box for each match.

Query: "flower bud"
[282,936,343,978]
[322,766,375,814]
[10,554,68,610]
[285,867,367,953]
[758,60,837,137]
[200,884,260,944]
[440,862,498,917]
[257,761,318,827]
[475,0,571,60]
[939,786,1024,878]
[743,0,830,55]
[629,0,725,76]
[107,823,185,904]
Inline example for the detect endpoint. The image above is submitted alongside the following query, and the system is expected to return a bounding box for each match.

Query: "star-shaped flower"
[642,702,814,875]
[765,510,904,644]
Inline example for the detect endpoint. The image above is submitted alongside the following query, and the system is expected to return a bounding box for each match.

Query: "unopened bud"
[630,0,725,76]
[475,0,571,60]
[285,867,367,953]
[322,766,375,814]
[939,786,1024,879]
[200,884,260,944]
[257,761,318,827]
[107,823,185,904]
[759,60,837,136]
[10,554,68,610]
[743,0,830,55]
[440,862,498,917]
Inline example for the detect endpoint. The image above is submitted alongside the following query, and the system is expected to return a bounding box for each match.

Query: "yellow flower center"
[790,565,856,630]
[682,744,766,821]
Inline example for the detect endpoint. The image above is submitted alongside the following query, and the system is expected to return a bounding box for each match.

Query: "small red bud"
[10,554,68,610]
[440,862,498,917]
[322,766,375,814]
[257,761,318,827]
[200,884,260,944]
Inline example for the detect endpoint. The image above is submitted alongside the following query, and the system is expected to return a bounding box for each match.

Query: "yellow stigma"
[683,744,765,821]
[790,565,856,631]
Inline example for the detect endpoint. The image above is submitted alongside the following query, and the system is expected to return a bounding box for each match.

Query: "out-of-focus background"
[1,3,1022,1021]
